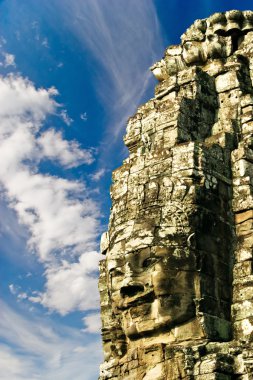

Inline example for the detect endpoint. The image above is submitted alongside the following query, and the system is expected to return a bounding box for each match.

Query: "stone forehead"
[181,10,253,42]
[107,245,194,262]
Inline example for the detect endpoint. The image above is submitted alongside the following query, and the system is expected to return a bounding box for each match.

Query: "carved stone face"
[108,246,196,339]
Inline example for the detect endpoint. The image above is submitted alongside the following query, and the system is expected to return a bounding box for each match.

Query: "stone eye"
[207,34,215,42]
[142,257,157,268]
[109,268,123,276]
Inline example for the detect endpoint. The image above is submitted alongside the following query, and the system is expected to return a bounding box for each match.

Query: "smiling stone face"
[100,141,234,362]
[107,245,197,339]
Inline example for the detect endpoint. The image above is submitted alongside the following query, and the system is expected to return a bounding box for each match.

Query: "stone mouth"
[118,289,155,310]
[120,284,145,298]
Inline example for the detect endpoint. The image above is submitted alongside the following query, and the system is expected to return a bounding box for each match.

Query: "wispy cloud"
[0,300,102,380]
[60,109,73,126]
[49,0,164,143]
[41,37,49,48]
[0,74,100,314]
[80,112,87,122]
[0,36,7,48]
[2,52,16,67]
[90,168,106,182]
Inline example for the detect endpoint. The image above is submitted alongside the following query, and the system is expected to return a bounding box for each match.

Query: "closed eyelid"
[142,257,159,268]
[109,267,124,276]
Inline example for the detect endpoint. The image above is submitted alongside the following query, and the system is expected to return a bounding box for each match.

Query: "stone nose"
[120,282,144,298]
[125,261,134,275]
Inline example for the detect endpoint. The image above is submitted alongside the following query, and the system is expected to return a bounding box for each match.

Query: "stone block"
[142,363,164,380]
[233,261,253,278]
[235,247,253,262]
[155,77,178,98]
[199,314,231,341]
[233,277,253,302]
[100,231,109,254]
[233,159,253,178]
[235,210,253,224]
[234,318,253,342]
[195,374,231,380]
[232,300,253,321]
[236,220,253,236]
[241,121,253,135]
[215,71,240,93]
[198,357,233,375]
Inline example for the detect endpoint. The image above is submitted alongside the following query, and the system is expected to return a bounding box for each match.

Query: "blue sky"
[0,1,252,379]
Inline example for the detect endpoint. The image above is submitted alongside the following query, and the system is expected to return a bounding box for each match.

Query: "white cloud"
[0,74,57,121]
[42,37,49,48]
[60,109,73,126]
[17,292,28,300]
[3,53,16,67]
[31,252,100,315]
[0,300,102,380]
[82,311,101,334]
[9,284,17,295]
[0,74,98,259]
[38,129,94,168]
[80,112,87,121]
[0,36,7,47]
[9,284,28,300]
[0,74,100,314]
[90,168,106,181]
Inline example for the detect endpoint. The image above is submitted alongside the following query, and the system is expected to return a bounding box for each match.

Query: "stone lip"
[118,287,154,309]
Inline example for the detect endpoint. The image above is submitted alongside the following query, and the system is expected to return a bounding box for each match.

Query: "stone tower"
[99,10,253,379]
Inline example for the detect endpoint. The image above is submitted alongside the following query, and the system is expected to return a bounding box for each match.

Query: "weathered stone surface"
[99,10,253,380]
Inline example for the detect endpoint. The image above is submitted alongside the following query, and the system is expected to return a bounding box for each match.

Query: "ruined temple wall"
[99,10,253,379]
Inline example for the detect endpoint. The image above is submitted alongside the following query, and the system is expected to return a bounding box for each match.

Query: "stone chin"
[124,318,174,339]
[121,296,196,339]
